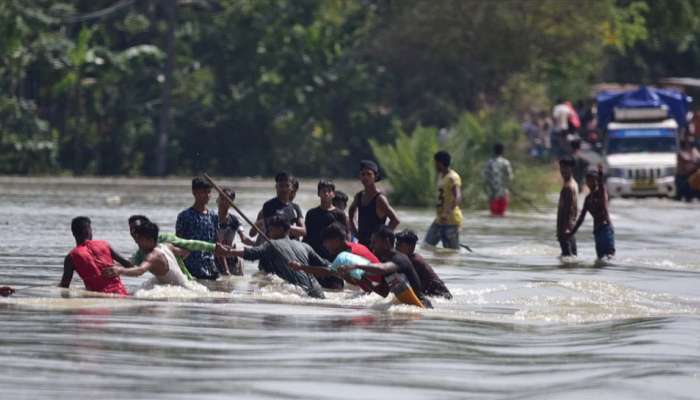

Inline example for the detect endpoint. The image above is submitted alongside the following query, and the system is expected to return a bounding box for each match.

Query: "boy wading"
[557,156,579,257]
[425,151,462,249]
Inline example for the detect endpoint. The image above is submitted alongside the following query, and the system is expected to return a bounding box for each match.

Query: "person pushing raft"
[348,160,400,247]
[396,230,452,299]
[568,164,615,261]
[60,216,132,295]
[103,221,204,291]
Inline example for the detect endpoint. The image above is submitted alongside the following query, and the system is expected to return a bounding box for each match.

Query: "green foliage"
[370,124,437,206]
[373,110,556,210]
[0,0,699,177]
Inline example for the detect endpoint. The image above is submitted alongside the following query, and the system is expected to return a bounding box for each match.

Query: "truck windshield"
[607,129,677,154]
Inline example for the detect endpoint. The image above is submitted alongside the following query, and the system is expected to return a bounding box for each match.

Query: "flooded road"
[1,176,699,399]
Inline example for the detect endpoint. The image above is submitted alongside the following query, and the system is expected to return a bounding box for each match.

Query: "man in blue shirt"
[176,176,218,280]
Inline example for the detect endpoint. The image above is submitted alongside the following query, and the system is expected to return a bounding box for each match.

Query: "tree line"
[1,0,699,177]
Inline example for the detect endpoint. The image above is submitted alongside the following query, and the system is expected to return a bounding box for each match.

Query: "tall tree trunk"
[156,0,176,176]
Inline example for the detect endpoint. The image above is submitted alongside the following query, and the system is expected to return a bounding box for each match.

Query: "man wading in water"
[60,216,133,296]
[568,165,615,261]
[348,160,400,247]
[425,151,462,249]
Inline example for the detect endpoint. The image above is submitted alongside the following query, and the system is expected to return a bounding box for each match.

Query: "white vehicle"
[605,118,678,198]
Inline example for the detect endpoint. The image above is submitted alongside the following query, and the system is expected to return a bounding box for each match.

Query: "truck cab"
[606,118,678,198]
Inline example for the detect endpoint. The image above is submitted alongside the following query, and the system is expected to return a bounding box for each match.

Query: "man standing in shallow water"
[482,143,513,217]
[176,176,218,280]
[425,151,462,249]
[348,160,400,247]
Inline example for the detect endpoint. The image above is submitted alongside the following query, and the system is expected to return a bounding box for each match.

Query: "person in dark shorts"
[348,160,400,246]
[396,229,452,299]
[175,176,218,280]
[568,164,615,260]
[557,156,579,257]
[251,172,305,240]
[570,139,590,192]
[227,216,325,298]
[303,180,348,289]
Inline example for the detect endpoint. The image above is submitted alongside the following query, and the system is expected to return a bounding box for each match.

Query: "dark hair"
[372,226,395,246]
[434,151,451,167]
[275,172,291,183]
[71,216,91,238]
[128,215,150,225]
[559,156,575,168]
[221,187,236,201]
[192,176,212,191]
[586,169,598,178]
[333,190,348,204]
[570,139,582,150]
[395,229,419,245]
[317,179,335,193]
[133,221,159,242]
[266,215,291,232]
[359,160,381,181]
[494,143,504,156]
[322,223,347,241]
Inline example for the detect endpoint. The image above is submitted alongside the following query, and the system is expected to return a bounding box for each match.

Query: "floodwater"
[1,176,699,400]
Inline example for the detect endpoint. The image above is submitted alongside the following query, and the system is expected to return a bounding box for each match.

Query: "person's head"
[571,139,582,152]
[493,143,504,156]
[559,156,575,181]
[266,215,291,239]
[556,97,564,105]
[321,223,348,256]
[359,160,381,186]
[317,179,336,205]
[128,215,150,240]
[585,169,598,191]
[434,151,451,173]
[191,176,212,206]
[370,226,395,256]
[217,188,235,210]
[133,220,159,252]
[274,172,293,201]
[333,190,349,211]
[395,229,419,256]
[290,176,300,201]
[71,216,92,242]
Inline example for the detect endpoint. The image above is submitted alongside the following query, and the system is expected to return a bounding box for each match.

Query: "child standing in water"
[569,164,615,260]
[557,156,579,258]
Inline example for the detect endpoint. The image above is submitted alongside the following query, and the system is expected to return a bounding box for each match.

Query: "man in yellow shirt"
[424,151,462,249]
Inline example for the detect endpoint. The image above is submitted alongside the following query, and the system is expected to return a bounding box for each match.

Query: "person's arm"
[168,243,190,260]
[59,255,74,288]
[164,235,216,254]
[233,242,269,261]
[569,200,589,236]
[290,207,306,239]
[103,252,160,278]
[376,194,400,230]
[249,210,263,237]
[341,262,398,276]
[175,213,187,238]
[348,194,359,235]
[288,261,337,278]
[450,178,462,210]
[237,228,256,246]
[110,247,134,268]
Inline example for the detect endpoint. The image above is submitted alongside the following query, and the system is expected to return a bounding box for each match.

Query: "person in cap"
[348,160,400,247]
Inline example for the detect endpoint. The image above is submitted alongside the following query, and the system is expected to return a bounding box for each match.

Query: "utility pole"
[156,0,175,176]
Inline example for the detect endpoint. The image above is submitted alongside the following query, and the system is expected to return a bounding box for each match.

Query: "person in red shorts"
[60,216,132,295]
[482,143,513,216]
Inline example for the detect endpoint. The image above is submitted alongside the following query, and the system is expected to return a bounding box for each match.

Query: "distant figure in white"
[103,221,205,291]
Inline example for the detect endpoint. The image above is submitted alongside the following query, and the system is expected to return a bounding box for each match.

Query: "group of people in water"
[0,146,615,302]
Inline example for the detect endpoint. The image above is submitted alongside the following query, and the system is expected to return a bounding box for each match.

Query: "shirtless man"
[348,160,400,247]
[103,221,194,289]
[568,165,615,260]
[557,156,579,257]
